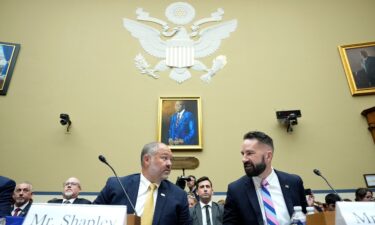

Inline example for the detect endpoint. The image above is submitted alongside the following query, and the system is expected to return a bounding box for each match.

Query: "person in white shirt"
[47,177,91,204]
[190,176,223,225]
[223,131,307,225]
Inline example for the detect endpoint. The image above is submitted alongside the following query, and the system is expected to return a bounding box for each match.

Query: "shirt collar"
[252,167,276,187]
[140,173,160,188]
[63,198,76,203]
[199,200,212,208]
[14,201,30,210]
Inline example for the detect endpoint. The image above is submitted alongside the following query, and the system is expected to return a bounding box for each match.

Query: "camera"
[60,113,71,125]
[175,176,192,190]
[276,110,301,133]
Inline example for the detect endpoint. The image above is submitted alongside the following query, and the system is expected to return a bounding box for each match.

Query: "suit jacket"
[190,202,223,225]
[223,170,307,225]
[94,174,191,225]
[11,202,32,217]
[47,198,92,204]
[0,176,16,217]
[169,111,197,145]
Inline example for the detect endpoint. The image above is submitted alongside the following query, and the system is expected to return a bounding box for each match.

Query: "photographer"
[176,175,199,200]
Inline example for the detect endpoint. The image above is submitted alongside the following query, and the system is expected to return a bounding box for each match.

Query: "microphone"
[98,155,138,216]
[313,169,340,198]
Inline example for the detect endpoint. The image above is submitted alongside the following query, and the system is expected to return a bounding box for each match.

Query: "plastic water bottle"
[290,206,306,225]
[306,206,315,215]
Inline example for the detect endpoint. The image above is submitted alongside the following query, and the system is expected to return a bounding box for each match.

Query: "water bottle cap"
[293,206,302,211]
[307,206,314,211]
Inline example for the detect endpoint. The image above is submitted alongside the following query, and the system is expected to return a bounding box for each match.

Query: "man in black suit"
[94,142,191,225]
[190,176,223,225]
[223,131,307,225]
[48,177,91,204]
[0,176,16,217]
[11,182,33,217]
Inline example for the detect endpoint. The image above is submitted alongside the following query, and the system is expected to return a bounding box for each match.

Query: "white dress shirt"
[11,201,30,216]
[252,168,290,225]
[199,201,213,225]
[135,173,159,216]
[62,198,76,204]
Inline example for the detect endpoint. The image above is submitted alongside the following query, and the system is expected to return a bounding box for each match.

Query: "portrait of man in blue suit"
[168,100,197,145]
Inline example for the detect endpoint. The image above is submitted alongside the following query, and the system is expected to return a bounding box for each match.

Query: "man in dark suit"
[190,176,223,225]
[168,101,197,145]
[11,182,33,217]
[223,131,307,225]
[47,177,91,204]
[0,176,16,217]
[94,142,191,225]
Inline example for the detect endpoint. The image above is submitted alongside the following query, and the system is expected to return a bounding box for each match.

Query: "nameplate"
[23,203,127,225]
[336,202,375,225]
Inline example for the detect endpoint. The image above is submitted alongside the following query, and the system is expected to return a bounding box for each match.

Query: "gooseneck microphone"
[313,169,340,198]
[98,155,138,216]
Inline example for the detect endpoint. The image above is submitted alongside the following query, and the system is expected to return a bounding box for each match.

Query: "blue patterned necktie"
[261,179,279,225]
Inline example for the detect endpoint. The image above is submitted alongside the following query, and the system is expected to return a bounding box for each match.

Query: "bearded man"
[48,177,91,204]
[223,131,307,225]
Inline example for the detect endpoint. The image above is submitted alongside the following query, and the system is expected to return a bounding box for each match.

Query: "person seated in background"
[355,188,374,201]
[11,182,33,217]
[0,176,16,217]
[48,177,91,204]
[305,188,323,212]
[188,193,197,208]
[190,176,223,225]
[217,199,225,206]
[324,193,341,211]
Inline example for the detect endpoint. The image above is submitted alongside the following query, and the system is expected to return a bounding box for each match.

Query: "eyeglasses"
[63,182,79,187]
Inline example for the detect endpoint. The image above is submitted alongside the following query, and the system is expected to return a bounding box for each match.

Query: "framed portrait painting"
[158,97,202,150]
[338,41,375,96]
[0,42,20,95]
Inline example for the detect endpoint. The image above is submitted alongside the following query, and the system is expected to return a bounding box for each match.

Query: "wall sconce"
[276,110,301,133]
[60,113,72,132]
[361,106,375,144]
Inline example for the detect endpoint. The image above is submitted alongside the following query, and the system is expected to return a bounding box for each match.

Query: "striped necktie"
[13,208,21,216]
[261,179,279,225]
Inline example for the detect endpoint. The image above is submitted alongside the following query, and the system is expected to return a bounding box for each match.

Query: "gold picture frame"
[338,41,375,96]
[1,41,20,95]
[158,97,202,150]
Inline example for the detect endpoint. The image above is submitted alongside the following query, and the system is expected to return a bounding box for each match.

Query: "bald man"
[48,177,91,204]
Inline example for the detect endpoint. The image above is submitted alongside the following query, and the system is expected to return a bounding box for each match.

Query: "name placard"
[23,203,127,225]
[336,202,375,225]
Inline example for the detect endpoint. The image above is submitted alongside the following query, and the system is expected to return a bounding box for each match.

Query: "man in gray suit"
[190,176,223,225]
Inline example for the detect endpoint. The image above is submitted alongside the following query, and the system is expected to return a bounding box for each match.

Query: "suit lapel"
[245,177,264,225]
[152,181,168,225]
[126,175,140,214]
[195,204,203,225]
[275,171,293,216]
[211,203,221,225]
